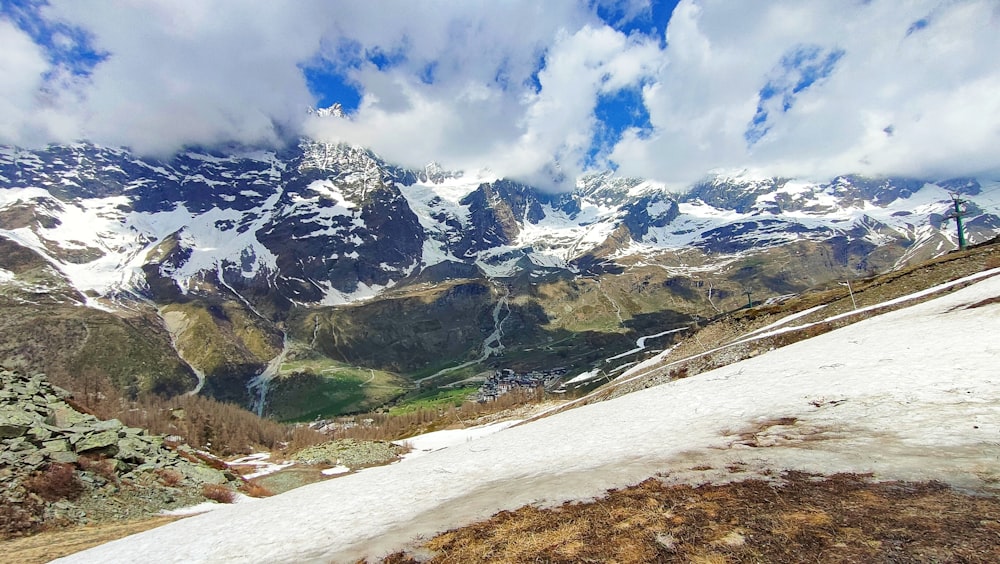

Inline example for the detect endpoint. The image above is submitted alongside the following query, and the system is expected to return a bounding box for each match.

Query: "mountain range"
[2,136,999,417]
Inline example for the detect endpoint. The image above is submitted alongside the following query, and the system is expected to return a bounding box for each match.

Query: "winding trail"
[603,327,689,362]
[416,280,511,384]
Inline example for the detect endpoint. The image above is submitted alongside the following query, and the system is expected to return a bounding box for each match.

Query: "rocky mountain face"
[0,369,238,536]
[2,139,999,415]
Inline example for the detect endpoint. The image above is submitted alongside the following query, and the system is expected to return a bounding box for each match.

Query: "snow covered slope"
[59,272,1000,563]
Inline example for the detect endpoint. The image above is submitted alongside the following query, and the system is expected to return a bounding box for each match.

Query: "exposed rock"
[74,430,120,454]
[0,407,35,438]
[292,439,406,469]
[178,464,228,485]
[0,368,241,537]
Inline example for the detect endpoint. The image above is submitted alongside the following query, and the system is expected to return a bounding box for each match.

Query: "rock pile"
[291,438,406,469]
[0,369,238,536]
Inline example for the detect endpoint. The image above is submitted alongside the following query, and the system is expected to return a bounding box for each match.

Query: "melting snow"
[59,273,1000,563]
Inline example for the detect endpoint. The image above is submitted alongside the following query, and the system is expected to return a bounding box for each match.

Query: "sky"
[1,0,999,191]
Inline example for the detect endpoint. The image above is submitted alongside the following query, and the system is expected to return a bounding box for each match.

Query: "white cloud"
[306,19,663,190]
[1,0,998,188]
[611,0,1000,185]
[0,19,55,144]
[36,0,333,156]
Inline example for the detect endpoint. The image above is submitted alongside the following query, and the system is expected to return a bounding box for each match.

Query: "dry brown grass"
[0,516,182,563]
[383,472,1000,563]
[201,484,236,504]
[154,468,183,487]
[24,463,83,502]
[239,480,274,498]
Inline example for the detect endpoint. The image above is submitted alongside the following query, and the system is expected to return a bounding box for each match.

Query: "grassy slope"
[0,303,196,396]
[161,300,281,404]
[0,237,195,396]
[265,352,408,421]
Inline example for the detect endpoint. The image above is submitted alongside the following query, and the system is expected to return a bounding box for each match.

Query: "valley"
[48,245,1000,563]
[3,3,999,561]
[2,141,999,423]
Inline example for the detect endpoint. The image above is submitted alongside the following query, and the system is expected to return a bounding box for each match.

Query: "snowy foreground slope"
[62,276,1000,563]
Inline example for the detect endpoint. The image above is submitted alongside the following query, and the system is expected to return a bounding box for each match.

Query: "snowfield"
[60,274,1000,563]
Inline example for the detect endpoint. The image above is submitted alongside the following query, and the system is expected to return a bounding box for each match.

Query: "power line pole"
[946,192,968,250]
[840,279,857,310]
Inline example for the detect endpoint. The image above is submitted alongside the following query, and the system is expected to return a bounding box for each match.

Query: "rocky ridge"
[0,369,238,537]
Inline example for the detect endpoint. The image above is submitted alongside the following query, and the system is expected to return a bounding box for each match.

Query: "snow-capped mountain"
[2,141,997,310]
[2,139,999,409]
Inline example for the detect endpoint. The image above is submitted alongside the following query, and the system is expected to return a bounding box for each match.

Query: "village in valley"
[476,367,569,402]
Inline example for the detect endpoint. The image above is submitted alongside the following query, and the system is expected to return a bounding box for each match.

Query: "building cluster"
[477,367,568,402]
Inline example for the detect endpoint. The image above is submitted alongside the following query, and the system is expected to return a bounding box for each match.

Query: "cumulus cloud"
[612,0,1000,186]
[35,0,334,156]
[0,18,56,143]
[306,20,662,189]
[0,0,998,188]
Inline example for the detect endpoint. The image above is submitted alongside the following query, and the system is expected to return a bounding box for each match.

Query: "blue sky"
[1,1,999,190]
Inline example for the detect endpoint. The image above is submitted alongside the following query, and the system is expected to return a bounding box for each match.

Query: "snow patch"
[62,275,1000,563]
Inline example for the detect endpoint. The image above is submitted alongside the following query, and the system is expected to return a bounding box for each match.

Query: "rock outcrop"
[0,369,239,537]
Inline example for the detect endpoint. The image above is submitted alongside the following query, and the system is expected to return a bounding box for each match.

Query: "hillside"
[3,141,999,420]
[0,369,242,539]
[56,256,1000,562]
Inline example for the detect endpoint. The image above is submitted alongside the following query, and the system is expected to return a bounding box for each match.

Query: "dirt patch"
[0,515,183,563]
[382,472,1000,563]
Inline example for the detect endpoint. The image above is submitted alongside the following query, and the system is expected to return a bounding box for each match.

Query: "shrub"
[239,481,273,498]
[77,455,118,483]
[155,468,184,487]
[201,484,236,504]
[24,463,84,502]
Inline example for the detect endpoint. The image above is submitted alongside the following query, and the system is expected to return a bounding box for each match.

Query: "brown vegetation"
[24,463,84,502]
[239,481,274,498]
[201,484,236,504]
[383,472,1000,563]
[154,468,183,487]
[61,376,326,456]
[0,494,47,538]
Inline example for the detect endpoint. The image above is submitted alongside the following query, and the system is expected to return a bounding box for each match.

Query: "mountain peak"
[309,103,345,119]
